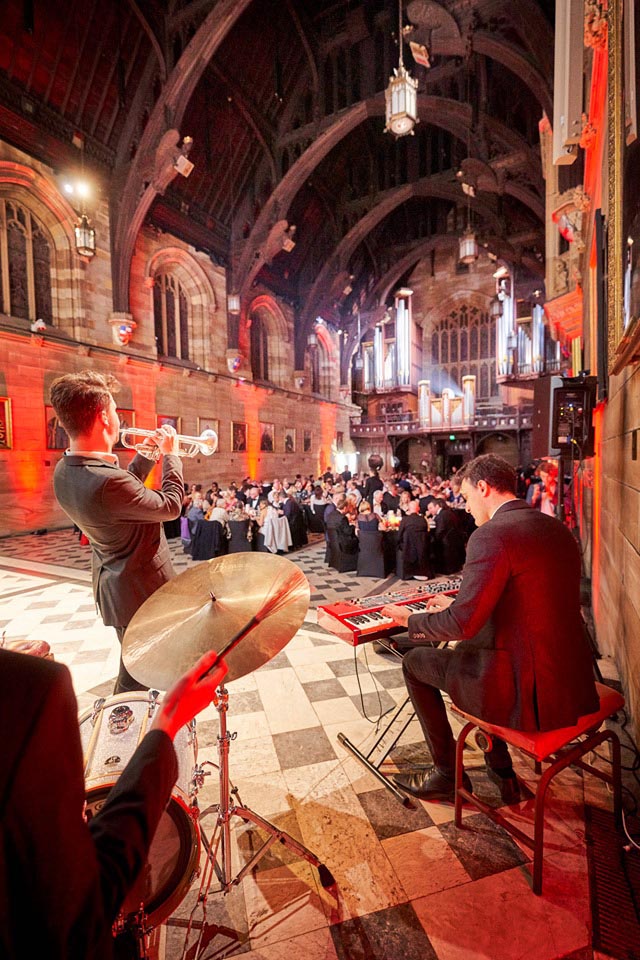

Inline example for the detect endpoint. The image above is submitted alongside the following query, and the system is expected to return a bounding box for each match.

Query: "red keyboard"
[317,577,462,646]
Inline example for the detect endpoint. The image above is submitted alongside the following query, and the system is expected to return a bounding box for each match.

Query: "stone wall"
[597,365,640,737]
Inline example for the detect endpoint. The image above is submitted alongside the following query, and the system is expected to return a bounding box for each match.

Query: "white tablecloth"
[262,515,293,553]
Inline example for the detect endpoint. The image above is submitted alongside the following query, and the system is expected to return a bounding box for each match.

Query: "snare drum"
[79,691,201,928]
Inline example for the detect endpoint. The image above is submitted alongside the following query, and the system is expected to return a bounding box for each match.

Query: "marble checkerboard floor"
[0,530,621,960]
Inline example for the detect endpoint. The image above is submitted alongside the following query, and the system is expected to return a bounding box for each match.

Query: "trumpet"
[119,427,218,460]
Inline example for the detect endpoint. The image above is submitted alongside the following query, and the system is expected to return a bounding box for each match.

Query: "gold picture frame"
[157,415,181,432]
[0,396,12,449]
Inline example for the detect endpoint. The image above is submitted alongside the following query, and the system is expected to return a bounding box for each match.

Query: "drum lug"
[148,689,160,717]
[91,697,105,725]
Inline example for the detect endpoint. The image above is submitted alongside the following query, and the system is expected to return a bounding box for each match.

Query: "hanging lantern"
[353,350,364,371]
[385,64,419,137]
[74,214,96,258]
[384,0,418,138]
[458,227,478,264]
[227,293,241,315]
[489,296,503,319]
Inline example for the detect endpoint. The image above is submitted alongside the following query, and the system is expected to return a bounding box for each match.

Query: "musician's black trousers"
[402,646,512,777]
[114,626,148,695]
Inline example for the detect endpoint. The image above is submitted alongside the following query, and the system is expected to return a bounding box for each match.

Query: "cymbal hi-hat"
[122,553,310,690]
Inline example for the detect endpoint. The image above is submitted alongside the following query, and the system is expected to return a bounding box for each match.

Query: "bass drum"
[79,691,200,929]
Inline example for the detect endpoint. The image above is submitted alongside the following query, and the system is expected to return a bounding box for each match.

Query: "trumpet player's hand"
[154,424,180,457]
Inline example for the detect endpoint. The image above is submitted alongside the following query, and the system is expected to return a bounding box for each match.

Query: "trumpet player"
[51,371,183,694]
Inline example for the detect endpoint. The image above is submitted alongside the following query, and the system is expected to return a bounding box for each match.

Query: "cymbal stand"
[197,684,334,898]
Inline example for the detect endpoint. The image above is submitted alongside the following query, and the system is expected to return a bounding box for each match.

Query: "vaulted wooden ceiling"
[0,0,554,357]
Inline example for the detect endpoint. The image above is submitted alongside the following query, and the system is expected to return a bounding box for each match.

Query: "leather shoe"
[393,768,472,802]
[486,767,521,805]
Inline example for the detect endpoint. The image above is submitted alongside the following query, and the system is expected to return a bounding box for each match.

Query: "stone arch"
[475,432,519,465]
[0,162,84,337]
[310,324,336,401]
[146,247,218,368]
[246,294,290,387]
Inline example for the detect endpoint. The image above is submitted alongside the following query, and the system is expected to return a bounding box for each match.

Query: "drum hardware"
[120,555,335,955]
[90,697,105,724]
[119,426,218,461]
[147,690,160,718]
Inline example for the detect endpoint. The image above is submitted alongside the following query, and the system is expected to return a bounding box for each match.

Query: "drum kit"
[79,553,334,956]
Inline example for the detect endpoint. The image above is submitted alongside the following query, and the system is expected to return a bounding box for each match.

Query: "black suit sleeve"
[101,454,184,523]
[89,730,178,923]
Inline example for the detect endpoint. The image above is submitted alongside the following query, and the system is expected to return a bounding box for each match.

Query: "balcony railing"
[350,405,533,437]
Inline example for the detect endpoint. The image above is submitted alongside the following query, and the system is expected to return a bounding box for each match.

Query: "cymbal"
[122,553,310,690]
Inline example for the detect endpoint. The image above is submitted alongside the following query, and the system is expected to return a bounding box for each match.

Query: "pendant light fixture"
[384,0,418,137]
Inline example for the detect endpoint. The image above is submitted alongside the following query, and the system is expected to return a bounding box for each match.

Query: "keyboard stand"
[337,639,418,808]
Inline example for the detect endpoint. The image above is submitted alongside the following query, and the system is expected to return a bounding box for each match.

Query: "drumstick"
[198,571,304,680]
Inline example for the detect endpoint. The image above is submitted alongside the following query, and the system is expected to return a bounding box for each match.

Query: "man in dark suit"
[362,470,384,503]
[50,371,183,694]
[381,482,400,514]
[396,501,433,580]
[324,495,358,571]
[427,498,467,574]
[382,454,598,804]
[0,647,227,960]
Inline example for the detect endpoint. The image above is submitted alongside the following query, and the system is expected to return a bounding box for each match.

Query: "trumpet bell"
[198,429,218,455]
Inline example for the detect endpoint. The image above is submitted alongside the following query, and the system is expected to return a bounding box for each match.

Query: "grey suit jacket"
[53,453,183,627]
[408,499,598,730]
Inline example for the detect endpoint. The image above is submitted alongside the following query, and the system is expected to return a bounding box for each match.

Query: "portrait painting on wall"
[157,415,181,432]
[303,429,311,453]
[45,405,69,450]
[114,409,136,449]
[284,427,295,453]
[260,422,274,452]
[197,418,219,451]
[232,421,247,452]
[0,397,12,449]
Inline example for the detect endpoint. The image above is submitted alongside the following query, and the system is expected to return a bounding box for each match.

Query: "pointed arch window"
[153,273,189,360]
[0,199,52,322]
[250,313,270,381]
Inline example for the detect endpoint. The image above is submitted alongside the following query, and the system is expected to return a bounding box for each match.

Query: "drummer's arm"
[90,651,227,922]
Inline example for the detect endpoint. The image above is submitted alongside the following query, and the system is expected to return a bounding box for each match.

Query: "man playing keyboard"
[381,454,598,805]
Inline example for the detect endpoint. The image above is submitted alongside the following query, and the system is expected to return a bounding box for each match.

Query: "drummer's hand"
[381,603,411,627]
[425,594,455,613]
[154,424,180,457]
[150,650,228,741]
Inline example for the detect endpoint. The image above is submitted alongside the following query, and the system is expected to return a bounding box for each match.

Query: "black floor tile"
[330,901,438,960]
[357,786,433,840]
[272,726,337,769]
[302,678,349,702]
[437,812,529,881]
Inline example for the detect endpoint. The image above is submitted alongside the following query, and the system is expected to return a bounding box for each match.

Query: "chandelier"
[384,0,418,137]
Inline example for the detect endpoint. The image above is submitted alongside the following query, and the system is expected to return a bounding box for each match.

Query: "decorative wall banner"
[303,429,311,453]
[45,405,69,450]
[0,397,12,449]
[232,421,247,452]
